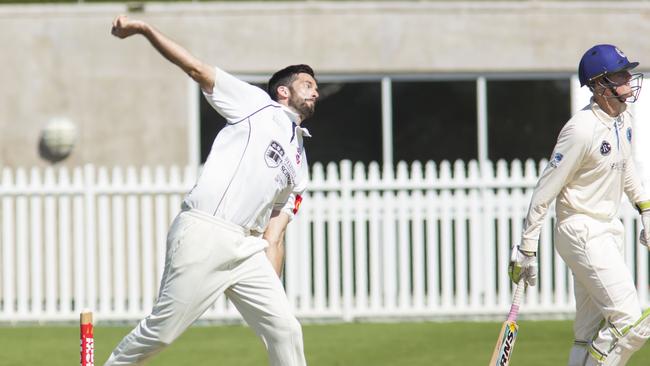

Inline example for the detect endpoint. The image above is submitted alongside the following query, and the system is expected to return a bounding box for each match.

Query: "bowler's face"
[288,73,319,120]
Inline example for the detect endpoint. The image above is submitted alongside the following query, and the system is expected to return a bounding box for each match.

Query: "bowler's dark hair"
[267,64,315,101]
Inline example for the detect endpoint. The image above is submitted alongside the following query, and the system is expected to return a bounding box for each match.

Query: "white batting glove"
[640,210,650,249]
[508,245,538,287]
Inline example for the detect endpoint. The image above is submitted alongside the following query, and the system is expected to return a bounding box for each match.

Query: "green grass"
[1,320,650,365]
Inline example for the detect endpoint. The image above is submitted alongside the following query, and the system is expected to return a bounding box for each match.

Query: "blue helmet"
[578,44,639,87]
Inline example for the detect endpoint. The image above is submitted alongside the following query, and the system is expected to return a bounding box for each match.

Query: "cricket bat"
[488,279,525,366]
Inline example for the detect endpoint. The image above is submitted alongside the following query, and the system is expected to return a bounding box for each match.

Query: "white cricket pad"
[601,309,650,366]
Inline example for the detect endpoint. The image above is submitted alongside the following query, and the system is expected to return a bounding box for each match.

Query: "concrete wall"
[1,1,650,167]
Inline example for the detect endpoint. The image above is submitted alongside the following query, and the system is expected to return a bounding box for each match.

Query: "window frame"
[191,72,581,168]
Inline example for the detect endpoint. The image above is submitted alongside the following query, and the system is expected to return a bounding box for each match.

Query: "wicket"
[80,310,94,366]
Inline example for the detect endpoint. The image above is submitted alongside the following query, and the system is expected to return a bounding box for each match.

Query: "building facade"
[2,1,650,182]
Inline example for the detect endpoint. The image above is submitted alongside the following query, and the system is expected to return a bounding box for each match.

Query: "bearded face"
[285,73,319,121]
[288,87,316,120]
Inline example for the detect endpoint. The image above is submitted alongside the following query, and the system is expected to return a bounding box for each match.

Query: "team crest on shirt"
[627,127,633,143]
[549,152,563,168]
[266,140,299,188]
[265,140,285,168]
[600,140,611,156]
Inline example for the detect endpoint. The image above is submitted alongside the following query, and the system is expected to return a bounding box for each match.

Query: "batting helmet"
[578,44,639,87]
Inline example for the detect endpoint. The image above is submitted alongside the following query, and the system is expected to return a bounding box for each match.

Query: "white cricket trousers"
[555,216,641,364]
[104,208,307,366]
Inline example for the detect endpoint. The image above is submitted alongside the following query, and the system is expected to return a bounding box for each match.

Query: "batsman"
[106,15,319,365]
[508,44,650,365]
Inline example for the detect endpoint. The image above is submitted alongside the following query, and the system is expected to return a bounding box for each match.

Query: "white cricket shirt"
[183,67,310,233]
[521,100,649,252]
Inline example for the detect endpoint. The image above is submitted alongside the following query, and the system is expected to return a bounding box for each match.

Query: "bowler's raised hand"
[111,15,145,39]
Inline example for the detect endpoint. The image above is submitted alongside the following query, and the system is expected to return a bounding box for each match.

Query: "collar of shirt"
[280,104,301,124]
[589,99,625,130]
[279,105,312,141]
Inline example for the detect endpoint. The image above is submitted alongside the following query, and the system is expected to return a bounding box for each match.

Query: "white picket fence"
[0,160,647,323]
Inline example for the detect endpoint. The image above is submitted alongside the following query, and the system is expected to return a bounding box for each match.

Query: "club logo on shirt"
[549,152,563,168]
[611,161,626,171]
[600,140,611,156]
[265,140,285,168]
[267,139,299,188]
[627,127,633,143]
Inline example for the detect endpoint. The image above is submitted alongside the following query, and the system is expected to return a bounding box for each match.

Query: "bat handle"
[507,279,525,322]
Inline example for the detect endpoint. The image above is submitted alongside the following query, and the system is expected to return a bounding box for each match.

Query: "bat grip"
[506,279,525,322]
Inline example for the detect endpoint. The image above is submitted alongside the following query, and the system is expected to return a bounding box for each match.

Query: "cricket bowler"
[105,15,319,366]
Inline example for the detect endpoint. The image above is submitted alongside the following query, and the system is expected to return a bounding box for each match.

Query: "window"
[392,81,477,163]
[487,79,571,162]
[199,81,382,166]
[198,75,574,167]
[303,82,382,166]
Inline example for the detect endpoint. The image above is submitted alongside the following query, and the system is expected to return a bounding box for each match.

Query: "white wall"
[2,1,650,167]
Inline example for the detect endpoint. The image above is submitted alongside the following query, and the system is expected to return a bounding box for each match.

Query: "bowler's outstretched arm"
[111,15,215,93]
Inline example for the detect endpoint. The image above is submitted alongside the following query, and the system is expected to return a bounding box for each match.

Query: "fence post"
[326,163,341,313]
[340,160,353,321]
[96,167,111,315]
[353,161,369,312]
[396,162,410,310]
[1,168,15,317]
[16,168,29,315]
[29,167,43,315]
[310,163,327,312]
[44,167,57,316]
[410,161,425,310]
[83,164,97,312]
[367,162,382,312]
[480,160,496,308]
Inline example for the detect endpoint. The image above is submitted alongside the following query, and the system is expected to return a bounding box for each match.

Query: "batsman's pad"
[600,308,650,366]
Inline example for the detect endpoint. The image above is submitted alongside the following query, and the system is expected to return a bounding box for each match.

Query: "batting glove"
[639,201,650,249]
[508,245,538,287]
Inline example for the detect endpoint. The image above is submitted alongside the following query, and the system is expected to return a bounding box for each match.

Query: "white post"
[97,167,111,315]
[396,162,410,310]
[367,163,382,312]
[73,168,85,313]
[112,167,126,316]
[439,162,453,310]
[326,163,341,313]
[477,77,488,167]
[353,162,369,312]
[43,168,57,316]
[188,79,200,170]
[2,168,15,317]
[340,160,354,320]
[311,164,327,312]
[16,169,28,315]
[381,77,393,167]
[84,164,97,311]
[58,168,72,315]
[126,167,141,315]
[30,168,43,315]
[140,167,154,312]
